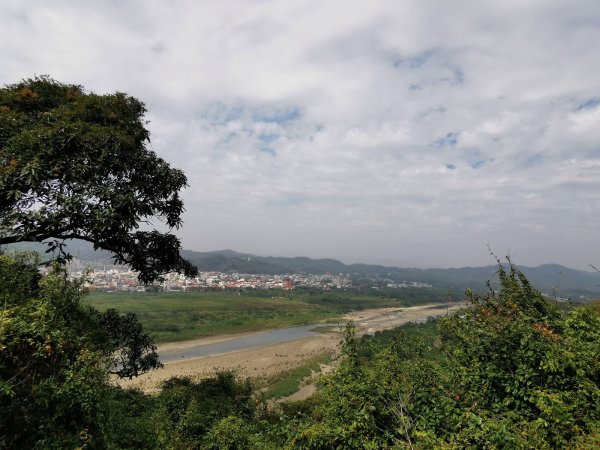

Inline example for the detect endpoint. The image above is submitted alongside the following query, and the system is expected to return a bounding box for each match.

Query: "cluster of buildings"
[65,260,353,292]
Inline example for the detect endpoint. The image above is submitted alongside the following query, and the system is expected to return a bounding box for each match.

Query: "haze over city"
[2,0,599,270]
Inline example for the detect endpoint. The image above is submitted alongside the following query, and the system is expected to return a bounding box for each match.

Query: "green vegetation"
[292,286,446,309]
[309,325,340,334]
[86,289,433,342]
[86,291,338,342]
[3,250,600,448]
[0,253,160,448]
[101,263,600,448]
[258,352,334,400]
[108,372,260,450]
[278,264,600,448]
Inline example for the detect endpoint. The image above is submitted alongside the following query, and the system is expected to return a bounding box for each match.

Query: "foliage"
[0,253,161,448]
[105,372,288,450]
[431,264,599,447]
[258,351,333,400]
[152,372,257,449]
[279,263,600,448]
[3,247,598,448]
[204,415,256,449]
[90,308,162,379]
[0,255,110,448]
[0,76,197,283]
[107,387,158,449]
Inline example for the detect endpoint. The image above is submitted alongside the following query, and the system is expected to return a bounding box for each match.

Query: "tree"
[0,76,197,283]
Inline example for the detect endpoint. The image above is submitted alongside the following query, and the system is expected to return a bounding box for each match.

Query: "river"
[158,324,326,363]
[157,302,464,364]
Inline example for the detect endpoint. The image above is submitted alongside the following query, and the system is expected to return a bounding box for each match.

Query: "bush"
[283,263,600,448]
[0,255,110,449]
[0,253,162,448]
[153,372,257,448]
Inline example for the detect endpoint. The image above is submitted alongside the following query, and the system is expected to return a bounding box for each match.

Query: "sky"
[2,0,600,270]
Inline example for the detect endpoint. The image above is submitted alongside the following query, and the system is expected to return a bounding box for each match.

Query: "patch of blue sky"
[446,163,457,170]
[257,133,279,144]
[199,103,302,126]
[523,153,544,167]
[434,132,459,148]
[462,148,492,169]
[576,97,600,111]
[448,66,464,85]
[258,146,276,156]
[394,48,438,69]
[223,131,240,143]
[252,106,301,124]
[200,102,245,125]
[417,106,446,120]
[587,147,600,158]
[431,65,464,86]
[470,159,486,170]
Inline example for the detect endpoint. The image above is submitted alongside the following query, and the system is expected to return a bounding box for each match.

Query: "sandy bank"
[117,334,340,392]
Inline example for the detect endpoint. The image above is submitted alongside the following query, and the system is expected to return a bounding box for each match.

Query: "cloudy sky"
[2,1,600,269]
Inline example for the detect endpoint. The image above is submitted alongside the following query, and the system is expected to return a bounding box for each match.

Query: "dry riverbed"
[118,302,463,392]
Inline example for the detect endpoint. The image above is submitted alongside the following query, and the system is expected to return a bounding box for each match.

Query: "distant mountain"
[181,250,286,274]
[4,242,599,298]
[181,249,600,297]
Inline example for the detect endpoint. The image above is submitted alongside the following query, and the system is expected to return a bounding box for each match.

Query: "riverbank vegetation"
[86,287,445,342]
[257,351,335,400]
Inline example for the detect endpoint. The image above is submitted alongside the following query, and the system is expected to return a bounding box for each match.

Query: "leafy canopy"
[0,76,197,283]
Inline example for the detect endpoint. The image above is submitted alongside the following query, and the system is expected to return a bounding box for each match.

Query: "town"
[63,259,433,292]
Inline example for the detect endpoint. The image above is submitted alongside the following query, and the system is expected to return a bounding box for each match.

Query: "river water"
[157,303,462,364]
[158,324,326,363]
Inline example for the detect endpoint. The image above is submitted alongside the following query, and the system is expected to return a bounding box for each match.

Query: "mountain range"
[180,249,600,298]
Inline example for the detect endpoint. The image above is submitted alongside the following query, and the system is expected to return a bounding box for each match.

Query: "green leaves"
[0,76,197,282]
[0,257,110,448]
[281,266,600,448]
[0,254,167,448]
[91,308,162,379]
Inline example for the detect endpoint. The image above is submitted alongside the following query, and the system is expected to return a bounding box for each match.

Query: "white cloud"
[2,0,600,269]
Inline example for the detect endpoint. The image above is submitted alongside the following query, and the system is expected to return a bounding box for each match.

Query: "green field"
[86,291,338,342]
[86,288,440,343]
